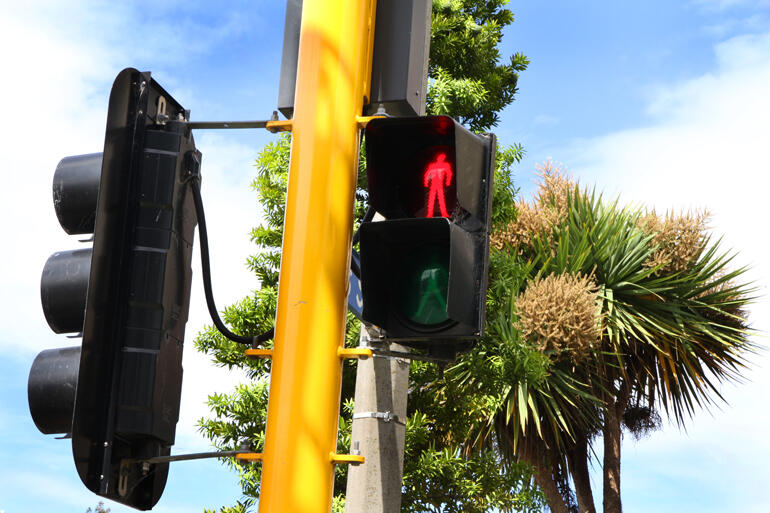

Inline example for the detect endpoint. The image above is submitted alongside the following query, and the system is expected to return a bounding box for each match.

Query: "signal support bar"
[184,113,293,133]
[235,452,265,462]
[244,347,372,360]
[355,115,386,128]
[245,348,274,359]
[337,347,373,359]
[330,453,365,466]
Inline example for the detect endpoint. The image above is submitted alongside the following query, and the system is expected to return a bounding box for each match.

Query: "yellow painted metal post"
[258,1,377,512]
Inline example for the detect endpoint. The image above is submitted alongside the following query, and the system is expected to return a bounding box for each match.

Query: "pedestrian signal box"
[359,116,496,350]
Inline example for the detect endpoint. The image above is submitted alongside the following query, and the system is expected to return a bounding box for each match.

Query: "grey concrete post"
[344,328,410,513]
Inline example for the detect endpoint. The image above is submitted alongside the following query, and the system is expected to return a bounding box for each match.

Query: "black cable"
[190,178,274,346]
[351,206,375,247]
[349,206,374,279]
[191,179,372,343]
[350,249,361,279]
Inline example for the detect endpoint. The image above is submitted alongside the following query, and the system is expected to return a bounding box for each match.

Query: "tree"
[85,502,110,513]
[195,1,535,512]
[453,162,756,513]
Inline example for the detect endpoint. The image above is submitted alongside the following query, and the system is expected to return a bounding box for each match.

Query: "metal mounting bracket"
[330,452,365,466]
[338,347,373,359]
[355,114,386,128]
[352,410,405,426]
[126,450,251,465]
[235,452,264,462]
[184,111,293,133]
[245,348,274,359]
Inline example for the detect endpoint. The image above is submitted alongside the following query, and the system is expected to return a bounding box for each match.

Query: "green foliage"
[85,502,110,513]
[198,382,269,497]
[247,133,291,286]
[194,289,276,377]
[404,353,546,512]
[491,143,523,232]
[428,0,528,130]
[331,495,347,513]
[471,174,757,511]
[402,445,543,513]
[203,500,250,513]
[195,1,535,511]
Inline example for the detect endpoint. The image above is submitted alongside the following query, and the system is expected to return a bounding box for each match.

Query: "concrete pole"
[345,329,410,513]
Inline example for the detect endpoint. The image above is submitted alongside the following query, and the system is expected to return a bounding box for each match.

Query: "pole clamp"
[352,411,405,426]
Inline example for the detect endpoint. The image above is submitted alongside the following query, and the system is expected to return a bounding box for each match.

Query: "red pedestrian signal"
[422,150,453,218]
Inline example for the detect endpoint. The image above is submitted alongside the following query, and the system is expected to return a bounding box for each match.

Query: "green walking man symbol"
[412,253,448,324]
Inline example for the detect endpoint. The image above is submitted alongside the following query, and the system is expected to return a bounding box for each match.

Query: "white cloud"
[692,0,770,11]
[0,3,119,356]
[0,0,265,457]
[1,471,101,510]
[533,114,560,126]
[557,30,770,509]
[703,12,770,37]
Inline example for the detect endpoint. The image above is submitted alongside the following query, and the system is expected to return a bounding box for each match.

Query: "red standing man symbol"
[423,152,453,217]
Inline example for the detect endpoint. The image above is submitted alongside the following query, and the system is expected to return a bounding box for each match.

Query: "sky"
[0,1,768,512]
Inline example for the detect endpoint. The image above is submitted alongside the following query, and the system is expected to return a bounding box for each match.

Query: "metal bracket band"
[352,411,405,426]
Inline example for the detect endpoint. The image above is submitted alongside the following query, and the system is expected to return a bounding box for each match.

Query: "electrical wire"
[190,183,373,345]
[190,178,274,346]
[351,206,375,247]
[349,206,374,279]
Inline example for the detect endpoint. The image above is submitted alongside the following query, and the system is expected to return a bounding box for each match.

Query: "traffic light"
[359,116,496,351]
[28,68,199,510]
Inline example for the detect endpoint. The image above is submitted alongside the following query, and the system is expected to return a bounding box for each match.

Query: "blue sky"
[1,1,768,512]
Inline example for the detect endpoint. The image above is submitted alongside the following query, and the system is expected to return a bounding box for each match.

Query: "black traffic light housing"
[359,116,496,350]
[28,68,199,510]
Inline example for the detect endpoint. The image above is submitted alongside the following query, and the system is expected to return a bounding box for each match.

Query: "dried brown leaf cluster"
[491,160,578,250]
[637,209,709,275]
[532,160,574,212]
[516,273,601,359]
[698,276,748,328]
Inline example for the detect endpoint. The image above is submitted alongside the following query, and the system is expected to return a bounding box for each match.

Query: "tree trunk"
[515,441,570,513]
[567,434,596,513]
[531,459,570,513]
[602,402,624,513]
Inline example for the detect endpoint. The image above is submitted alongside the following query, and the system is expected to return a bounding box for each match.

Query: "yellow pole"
[259,0,376,512]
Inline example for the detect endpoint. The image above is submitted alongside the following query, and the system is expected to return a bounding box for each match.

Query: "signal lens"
[421,148,454,218]
[395,242,450,327]
[406,145,456,219]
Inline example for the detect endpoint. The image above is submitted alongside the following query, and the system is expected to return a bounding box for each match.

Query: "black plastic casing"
[360,116,496,350]
[69,68,198,510]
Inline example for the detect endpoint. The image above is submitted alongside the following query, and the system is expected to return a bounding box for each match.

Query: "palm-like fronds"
[453,173,757,511]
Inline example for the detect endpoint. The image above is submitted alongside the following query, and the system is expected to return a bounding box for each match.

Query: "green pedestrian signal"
[397,244,450,327]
